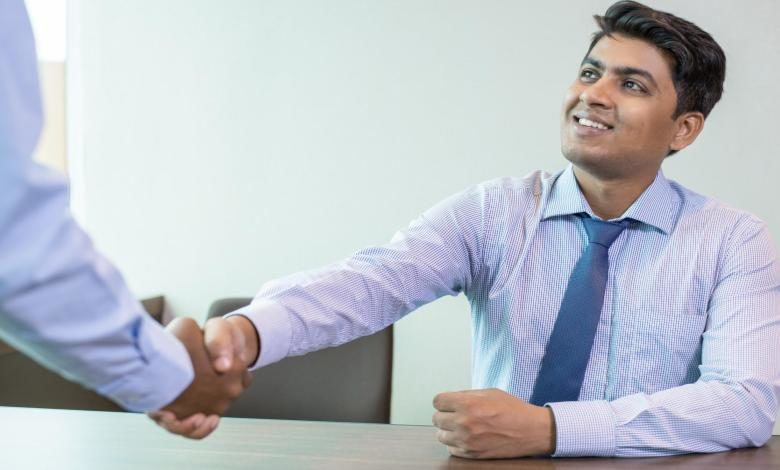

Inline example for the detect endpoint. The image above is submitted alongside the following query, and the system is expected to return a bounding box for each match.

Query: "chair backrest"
[208,298,393,423]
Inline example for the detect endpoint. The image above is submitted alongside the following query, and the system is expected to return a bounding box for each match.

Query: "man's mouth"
[572,115,614,131]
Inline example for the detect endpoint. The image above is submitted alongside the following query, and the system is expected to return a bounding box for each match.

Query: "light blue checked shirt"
[234,165,780,457]
[0,0,192,412]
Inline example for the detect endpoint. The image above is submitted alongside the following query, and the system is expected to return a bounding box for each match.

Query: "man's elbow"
[732,379,778,448]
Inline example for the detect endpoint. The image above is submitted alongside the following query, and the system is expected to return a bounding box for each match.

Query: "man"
[0,0,250,439]
[159,0,780,457]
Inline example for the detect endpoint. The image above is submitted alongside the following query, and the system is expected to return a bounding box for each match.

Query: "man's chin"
[561,146,610,167]
[560,148,627,180]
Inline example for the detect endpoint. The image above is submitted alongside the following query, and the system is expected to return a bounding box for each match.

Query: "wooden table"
[2,406,779,469]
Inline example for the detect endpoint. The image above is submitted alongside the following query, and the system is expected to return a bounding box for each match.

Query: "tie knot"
[582,217,629,248]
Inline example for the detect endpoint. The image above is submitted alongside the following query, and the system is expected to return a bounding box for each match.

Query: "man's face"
[560,34,680,180]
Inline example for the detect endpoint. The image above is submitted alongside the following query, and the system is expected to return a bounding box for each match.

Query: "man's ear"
[669,111,705,152]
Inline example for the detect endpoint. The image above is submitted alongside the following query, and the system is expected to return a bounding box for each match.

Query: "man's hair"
[588,1,726,119]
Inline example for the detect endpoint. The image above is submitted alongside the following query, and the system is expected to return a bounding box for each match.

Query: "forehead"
[587,34,675,85]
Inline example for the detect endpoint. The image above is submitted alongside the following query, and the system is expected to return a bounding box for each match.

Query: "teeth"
[578,117,609,130]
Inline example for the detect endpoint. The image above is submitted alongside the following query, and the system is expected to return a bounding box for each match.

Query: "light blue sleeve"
[550,216,780,457]
[228,184,485,369]
[0,0,193,412]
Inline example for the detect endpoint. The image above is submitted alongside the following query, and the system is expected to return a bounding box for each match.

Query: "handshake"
[147,315,259,439]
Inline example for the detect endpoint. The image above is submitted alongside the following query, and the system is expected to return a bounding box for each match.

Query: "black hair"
[588,1,726,119]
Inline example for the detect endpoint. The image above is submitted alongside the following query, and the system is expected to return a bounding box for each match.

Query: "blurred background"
[27,0,780,425]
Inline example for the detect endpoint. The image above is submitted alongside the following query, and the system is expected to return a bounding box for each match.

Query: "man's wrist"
[523,404,558,456]
[544,406,557,455]
[226,315,260,366]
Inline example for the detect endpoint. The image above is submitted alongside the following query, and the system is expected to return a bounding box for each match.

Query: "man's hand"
[432,388,556,459]
[148,316,255,439]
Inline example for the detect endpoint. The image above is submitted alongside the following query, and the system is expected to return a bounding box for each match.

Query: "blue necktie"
[530,215,630,405]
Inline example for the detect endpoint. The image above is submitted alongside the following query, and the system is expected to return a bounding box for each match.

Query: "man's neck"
[572,166,658,220]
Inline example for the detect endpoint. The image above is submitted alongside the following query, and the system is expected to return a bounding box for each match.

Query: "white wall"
[25,0,67,62]
[25,0,68,174]
[70,0,780,425]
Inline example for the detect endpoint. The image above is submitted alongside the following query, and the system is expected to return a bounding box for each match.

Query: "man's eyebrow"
[580,56,659,89]
[581,57,604,70]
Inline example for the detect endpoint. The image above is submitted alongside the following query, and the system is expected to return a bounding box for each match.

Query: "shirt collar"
[541,164,679,234]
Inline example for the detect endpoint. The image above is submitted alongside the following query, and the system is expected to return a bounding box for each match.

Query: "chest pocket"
[625,307,707,394]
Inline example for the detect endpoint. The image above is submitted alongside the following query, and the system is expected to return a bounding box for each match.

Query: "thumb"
[203,317,234,373]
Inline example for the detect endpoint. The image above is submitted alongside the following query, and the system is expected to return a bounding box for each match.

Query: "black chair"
[208,297,393,423]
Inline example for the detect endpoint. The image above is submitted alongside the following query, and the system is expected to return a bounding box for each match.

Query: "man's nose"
[579,79,614,109]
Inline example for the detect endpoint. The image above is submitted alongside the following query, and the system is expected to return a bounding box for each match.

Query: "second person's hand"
[148,315,260,439]
[147,316,255,439]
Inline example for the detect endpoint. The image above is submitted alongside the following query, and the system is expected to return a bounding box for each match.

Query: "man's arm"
[431,215,780,458]
[0,155,252,426]
[225,185,486,370]
[0,0,249,417]
[152,185,487,437]
[548,216,780,457]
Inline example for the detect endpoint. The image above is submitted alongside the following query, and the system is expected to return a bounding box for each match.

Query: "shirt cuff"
[96,315,194,412]
[548,400,616,457]
[225,299,292,371]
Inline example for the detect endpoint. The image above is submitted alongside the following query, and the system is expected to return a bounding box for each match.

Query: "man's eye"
[624,80,646,93]
[580,69,598,80]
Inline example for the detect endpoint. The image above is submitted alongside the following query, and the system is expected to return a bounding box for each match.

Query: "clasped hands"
[147,315,259,439]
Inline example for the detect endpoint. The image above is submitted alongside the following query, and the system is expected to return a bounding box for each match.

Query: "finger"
[160,413,206,436]
[436,428,458,447]
[148,410,175,425]
[432,391,467,412]
[204,318,235,372]
[185,414,220,440]
[431,411,457,431]
[447,446,479,459]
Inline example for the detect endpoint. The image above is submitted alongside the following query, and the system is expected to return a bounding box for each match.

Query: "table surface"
[2,406,779,469]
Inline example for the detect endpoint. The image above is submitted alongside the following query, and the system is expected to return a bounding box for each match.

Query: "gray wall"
[70,0,780,424]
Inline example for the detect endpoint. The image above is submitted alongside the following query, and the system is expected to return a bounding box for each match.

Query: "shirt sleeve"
[227,185,486,369]
[0,157,194,412]
[549,215,780,457]
[0,0,193,413]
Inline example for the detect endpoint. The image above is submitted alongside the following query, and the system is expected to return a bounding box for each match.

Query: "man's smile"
[571,113,614,136]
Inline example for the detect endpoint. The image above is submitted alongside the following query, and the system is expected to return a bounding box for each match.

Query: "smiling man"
[157,1,780,458]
